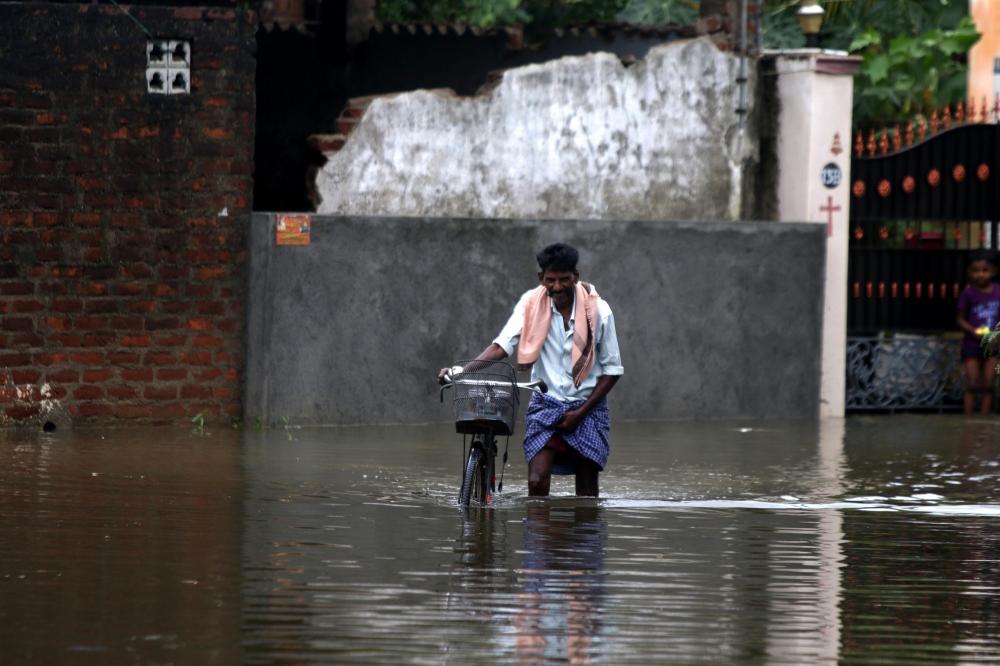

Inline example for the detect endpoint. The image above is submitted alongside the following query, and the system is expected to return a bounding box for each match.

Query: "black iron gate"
[847,108,1000,410]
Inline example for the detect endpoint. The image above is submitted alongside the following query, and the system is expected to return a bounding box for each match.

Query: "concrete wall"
[313,38,758,221]
[246,214,825,426]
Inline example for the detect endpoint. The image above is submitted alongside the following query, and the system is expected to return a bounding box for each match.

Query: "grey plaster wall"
[246,215,825,426]
[313,38,758,221]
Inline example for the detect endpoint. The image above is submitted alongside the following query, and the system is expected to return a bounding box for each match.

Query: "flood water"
[2,416,1000,664]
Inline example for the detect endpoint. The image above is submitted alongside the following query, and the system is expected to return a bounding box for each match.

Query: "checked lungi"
[523,392,610,475]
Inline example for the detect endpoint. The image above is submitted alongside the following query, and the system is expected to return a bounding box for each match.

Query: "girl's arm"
[957,311,978,336]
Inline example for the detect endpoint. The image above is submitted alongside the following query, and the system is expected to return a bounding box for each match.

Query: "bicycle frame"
[440,366,547,507]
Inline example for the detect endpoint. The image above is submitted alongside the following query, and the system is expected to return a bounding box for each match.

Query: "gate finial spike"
[930,109,939,134]
[905,120,914,146]
[956,100,965,124]
[854,131,863,157]
[879,128,889,155]
[918,116,927,141]
[994,94,1000,123]
[982,96,989,123]
[943,104,952,128]
[892,124,901,152]
[867,129,876,157]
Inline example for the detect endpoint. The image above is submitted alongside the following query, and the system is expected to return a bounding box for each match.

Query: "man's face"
[539,269,578,309]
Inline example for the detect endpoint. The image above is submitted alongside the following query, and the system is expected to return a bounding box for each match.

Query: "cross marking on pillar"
[820,196,841,238]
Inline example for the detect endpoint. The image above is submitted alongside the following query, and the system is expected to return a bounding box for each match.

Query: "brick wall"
[0,3,256,427]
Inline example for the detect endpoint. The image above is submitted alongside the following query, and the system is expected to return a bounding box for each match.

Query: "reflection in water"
[513,503,606,664]
[4,417,1000,663]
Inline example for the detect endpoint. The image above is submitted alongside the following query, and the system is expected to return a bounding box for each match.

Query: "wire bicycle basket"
[450,359,519,436]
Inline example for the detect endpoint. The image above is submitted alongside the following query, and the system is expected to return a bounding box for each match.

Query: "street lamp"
[797,0,824,48]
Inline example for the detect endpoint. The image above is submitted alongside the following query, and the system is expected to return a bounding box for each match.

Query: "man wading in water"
[439,243,624,497]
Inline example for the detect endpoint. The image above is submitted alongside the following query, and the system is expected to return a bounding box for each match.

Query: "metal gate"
[847,104,1000,410]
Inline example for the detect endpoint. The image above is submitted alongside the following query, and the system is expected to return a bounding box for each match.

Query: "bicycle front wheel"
[458,445,489,507]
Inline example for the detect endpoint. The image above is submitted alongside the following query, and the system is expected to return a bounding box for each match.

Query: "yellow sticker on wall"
[276,214,311,246]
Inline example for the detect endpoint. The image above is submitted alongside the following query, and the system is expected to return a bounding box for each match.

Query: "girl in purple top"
[956,250,1000,415]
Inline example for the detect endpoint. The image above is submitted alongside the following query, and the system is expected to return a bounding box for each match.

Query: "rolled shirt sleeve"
[492,291,528,355]
[596,300,624,376]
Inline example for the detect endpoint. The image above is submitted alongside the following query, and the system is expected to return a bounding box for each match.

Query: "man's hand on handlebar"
[437,364,464,385]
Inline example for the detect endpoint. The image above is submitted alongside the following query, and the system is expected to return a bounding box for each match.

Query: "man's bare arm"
[475,343,509,362]
[437,343,509,384]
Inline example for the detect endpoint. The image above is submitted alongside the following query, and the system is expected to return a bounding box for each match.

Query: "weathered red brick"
[151,283,178,297]
[182,384,212,399]
[196,301,225,315]
[46,369,79,383]
[155,334,187,347]
[195,267,227,280]
[80,331,118,347]
[34,353,68,366]
[114,282,145,296]
[143,352,177,366]
[106,351,139,364]
[145,317,179,330]
[11,369,41,384]
[121,367,153,382]
[76,282,107,296]
[186,318,213,331]
[73,385,104,399]
[74,315,108,330]
[52,299,83,313]
[10,333,43,347]
[161,302,190,314]
[77,402,113,417]
[192,335,224,348]
[156,368,188,381]
[144,386,177,400]
[121,335,151,347]
[110,316,143,330]
[69,351,104,365]
[51,333,82,346]
[12,300,43,313]
[1,282,34,296]
[196,367,223,381]
[42,317,70,331]
[181,351,212,365]
[150,403,186,419]
[6,405,40,420]
[116,404,151,417]
[82,369,111,382]
[2,317,34,331]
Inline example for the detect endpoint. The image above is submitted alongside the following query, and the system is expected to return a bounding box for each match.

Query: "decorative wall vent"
[146,39,190,95]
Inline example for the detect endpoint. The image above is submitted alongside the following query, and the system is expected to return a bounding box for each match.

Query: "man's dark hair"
[536,243,579,273]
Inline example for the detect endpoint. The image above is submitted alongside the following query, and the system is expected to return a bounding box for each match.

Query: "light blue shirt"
[493,289,624,402]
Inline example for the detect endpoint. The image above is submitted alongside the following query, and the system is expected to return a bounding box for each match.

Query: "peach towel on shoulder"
[516,282,598,388]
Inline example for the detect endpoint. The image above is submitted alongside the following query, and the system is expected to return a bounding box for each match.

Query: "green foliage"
[616,0,697,26]
[848,17,980,126]
[762,1,979,127]
[376,0,527,27]
[375,0,695,28]
[191,412,207,437]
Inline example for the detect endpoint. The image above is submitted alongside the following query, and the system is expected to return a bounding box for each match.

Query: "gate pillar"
[769,50,860,418]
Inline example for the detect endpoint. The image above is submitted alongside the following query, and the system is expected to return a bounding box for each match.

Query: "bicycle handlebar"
[439,373,548,402]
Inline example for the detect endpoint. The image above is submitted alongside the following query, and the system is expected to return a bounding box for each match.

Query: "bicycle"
[439,359,547,507]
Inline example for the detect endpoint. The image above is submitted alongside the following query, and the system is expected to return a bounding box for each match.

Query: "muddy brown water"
[2,416,1000,664]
